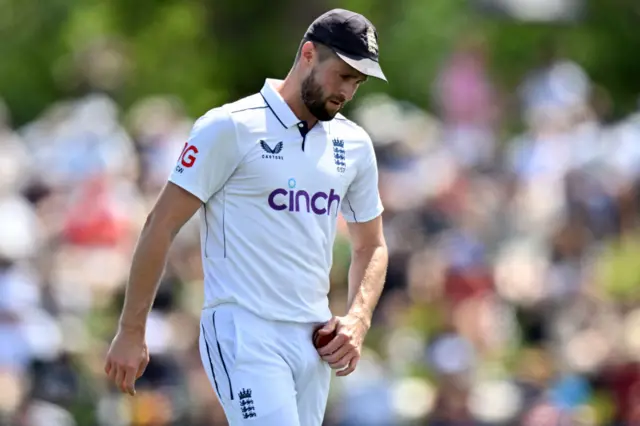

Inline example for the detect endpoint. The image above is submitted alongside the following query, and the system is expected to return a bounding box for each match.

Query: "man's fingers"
[336,365,355,376]
[114,366,126,393]
[107,362,118,383]
[124,366,138,396]
[322,344,351,364]
[317,317,339,335]
[106,358,145,395]
[317,333,348,356]
[136,356,149,379]
[104,333,148,396]
[336,355,359,377]
[328,351,355,370]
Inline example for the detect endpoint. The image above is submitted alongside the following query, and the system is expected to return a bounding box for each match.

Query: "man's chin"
[305,102,340,121]
[321,106,342,121]
[321,113,338,121]
[311,110,337,122]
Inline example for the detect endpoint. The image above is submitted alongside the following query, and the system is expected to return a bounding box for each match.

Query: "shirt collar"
[259,79,302,129]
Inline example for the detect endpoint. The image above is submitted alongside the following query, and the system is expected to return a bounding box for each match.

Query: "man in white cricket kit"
[105,8,389,425]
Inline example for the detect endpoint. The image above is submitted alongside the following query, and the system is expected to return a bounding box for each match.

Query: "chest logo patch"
[260,140,284,160]
[332,138,346,173]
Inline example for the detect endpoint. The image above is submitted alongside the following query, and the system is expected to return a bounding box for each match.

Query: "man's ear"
[300,41,315,64]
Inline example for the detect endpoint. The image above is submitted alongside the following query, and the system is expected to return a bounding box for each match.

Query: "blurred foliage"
[597,231,640,302]
[0,0,639,126]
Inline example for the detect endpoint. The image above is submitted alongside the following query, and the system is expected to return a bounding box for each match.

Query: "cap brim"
[335,52,387,82]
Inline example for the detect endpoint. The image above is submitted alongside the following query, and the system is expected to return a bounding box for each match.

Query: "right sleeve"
[168,107,239,202]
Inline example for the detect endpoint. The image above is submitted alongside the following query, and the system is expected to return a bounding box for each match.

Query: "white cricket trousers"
[199,303,331,426]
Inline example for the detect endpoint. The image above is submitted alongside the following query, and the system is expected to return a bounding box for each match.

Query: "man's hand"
[315,315,369,377]
[104,328,150,396]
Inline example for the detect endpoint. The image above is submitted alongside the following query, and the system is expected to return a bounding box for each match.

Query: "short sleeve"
[341,136,384,223]
[168,107,239,202]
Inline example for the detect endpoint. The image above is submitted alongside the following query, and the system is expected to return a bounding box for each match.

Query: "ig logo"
[175,142,199,173]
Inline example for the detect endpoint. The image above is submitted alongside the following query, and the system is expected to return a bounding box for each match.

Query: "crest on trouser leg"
[238,388,256,419]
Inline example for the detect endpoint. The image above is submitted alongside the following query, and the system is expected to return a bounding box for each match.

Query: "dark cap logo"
[365,26,378,56]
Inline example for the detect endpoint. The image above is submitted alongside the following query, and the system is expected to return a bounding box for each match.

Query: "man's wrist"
[118,320,146,336]
[348,310,372,330]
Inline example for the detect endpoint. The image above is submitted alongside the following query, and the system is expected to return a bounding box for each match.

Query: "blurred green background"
[2,0,640,126]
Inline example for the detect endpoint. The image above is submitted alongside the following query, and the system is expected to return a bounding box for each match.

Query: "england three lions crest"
[332,138,346,173]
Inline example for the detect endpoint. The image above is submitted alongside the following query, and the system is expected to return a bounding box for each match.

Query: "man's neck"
[276,76,318,128]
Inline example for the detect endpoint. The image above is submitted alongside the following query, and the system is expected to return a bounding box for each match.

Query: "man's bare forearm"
[347,244,388,328]
[118,218,174,333]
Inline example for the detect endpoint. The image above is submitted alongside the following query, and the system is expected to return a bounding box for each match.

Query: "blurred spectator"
[434,34,501,170]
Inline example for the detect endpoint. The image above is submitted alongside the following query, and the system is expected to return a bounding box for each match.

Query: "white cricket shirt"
[169,79,383,323]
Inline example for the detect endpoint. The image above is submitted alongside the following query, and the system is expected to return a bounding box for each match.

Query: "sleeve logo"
[175,142,199,173]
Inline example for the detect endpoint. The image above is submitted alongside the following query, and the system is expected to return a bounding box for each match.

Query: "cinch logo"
[268,178,340,216]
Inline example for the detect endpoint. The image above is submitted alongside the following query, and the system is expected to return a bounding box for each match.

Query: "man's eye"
[340,74,365,85]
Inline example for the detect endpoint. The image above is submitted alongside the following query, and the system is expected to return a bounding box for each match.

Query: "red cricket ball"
[312,327,336,349]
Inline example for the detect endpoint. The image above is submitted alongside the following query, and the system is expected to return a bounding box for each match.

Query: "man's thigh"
[295,337,332,426]
[199,305,301,426]
[225,390,300,426]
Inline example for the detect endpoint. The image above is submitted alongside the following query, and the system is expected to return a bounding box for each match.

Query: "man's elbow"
[141,210,181,241]
[351,239,388,257]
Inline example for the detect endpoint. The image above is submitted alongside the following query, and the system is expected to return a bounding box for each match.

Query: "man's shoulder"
[193,93,267,134]
[221,93,270,133]
[333,113,373,146]
[224,93,268,115]
[197,93,266,120]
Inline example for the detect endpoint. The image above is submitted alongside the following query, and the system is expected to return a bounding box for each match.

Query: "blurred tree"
[0,0,639,126]
[482,0,640,117]
[0,0,73,126]
[336,0,471,114]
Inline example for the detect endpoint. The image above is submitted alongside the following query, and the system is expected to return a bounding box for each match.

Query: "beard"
[301,70,342,121]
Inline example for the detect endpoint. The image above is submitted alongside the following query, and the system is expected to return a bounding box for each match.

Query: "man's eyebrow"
[353,74,368,84]
[349,71,368,81]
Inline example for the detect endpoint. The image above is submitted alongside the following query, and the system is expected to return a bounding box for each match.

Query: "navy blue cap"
[304,9,387,82]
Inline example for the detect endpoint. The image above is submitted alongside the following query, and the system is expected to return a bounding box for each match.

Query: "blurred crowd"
[2,36,640,426]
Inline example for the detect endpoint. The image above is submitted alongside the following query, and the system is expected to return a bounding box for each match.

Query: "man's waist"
[201,294,331,324]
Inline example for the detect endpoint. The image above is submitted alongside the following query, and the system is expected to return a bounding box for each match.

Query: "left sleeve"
[340,135,384,223]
